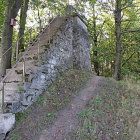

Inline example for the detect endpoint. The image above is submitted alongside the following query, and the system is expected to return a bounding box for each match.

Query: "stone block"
[0,113,15,139]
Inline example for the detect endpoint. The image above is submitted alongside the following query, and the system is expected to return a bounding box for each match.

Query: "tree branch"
[122,52,136,67]
[121,2,140,11]
[121,28,140,34]
[121,19,140,22]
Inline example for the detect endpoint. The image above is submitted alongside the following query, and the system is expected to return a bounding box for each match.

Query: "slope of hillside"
[6,69,92,140]
[67,77,140,140]
[6,69,140,140]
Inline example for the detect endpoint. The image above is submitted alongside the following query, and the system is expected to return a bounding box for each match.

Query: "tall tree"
[1,0,23,77]
[113,0,122,80]
[18,0,29,52]
[92,3,100,76]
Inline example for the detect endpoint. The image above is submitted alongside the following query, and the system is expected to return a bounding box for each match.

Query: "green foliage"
[1,0,139,79]
[18,87,24,92]
[0,0,6,38]
[85,0,140,78]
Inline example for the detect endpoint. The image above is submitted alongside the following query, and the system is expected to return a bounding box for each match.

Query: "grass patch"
[68,77,140,140]
[7,68,91,140]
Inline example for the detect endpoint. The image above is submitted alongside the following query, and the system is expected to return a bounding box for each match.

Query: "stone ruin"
[0,6,91,139]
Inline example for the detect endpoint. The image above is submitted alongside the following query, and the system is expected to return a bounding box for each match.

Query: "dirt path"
[36,75,102,140]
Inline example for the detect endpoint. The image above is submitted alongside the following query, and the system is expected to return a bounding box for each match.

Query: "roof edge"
[73,13,88,27]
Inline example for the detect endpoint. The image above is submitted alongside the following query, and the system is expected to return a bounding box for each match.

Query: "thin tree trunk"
[37,8,42,31]
[36,0,42,31]
[18,0,29,52]
[1,0,23,77]
[93,6,99,76]
[113,0,122,80]
[138,52,140,65]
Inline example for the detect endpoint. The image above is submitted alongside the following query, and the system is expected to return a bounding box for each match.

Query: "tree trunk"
[18,0,29,52]
[113,0,122,80]
[37,8,42,31]
[93,6,99,76]
[36,0,42,31]
[1,0,23,77]
[138,52,140,65]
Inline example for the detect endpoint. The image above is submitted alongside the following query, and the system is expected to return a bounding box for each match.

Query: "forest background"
[0,0,140,80]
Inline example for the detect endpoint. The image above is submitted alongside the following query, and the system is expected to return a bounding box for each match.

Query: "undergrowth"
[118,76,140,140]
[6,68,91,140]
[68,77,140,140]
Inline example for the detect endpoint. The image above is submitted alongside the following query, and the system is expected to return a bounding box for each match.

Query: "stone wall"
[73,15,92,71]
[0,12,92,140]
[15,17,73,112]
[13,15,91,112]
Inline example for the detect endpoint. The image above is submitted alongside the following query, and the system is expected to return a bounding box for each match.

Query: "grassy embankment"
[7,69,91,140]
[68,76,140,140]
